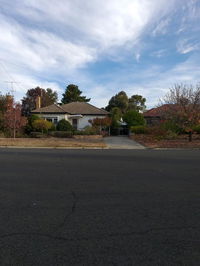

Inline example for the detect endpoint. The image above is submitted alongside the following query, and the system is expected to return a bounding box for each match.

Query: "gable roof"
[31,104,66,114]
[31,102,109,115]
[143,104,172,117]
[61,102,109,115]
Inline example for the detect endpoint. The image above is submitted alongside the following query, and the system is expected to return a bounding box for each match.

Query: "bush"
[148,125,168,139]
[32,119,53,133]
[48,131,73,138]
[25,115,41,134]
[57,119,73,131]
[83,126,98,135]
[0,131,5,137]
[165,130,178,140]
[49,123,56,131]
[193,124,200,134]
[131,125,148,134]
[148,126,179,140]
[160,121,183,134]
[30,132,47,138]
[74,126,98,135]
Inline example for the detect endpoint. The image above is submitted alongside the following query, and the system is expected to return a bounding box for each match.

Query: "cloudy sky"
[0,0,200,108]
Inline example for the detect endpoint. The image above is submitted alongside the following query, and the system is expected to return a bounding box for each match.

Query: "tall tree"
[61,84,90,104]
[128,95,146,112]
[105,91,129,113]
[4,96,27,138]
[21,87,58,116]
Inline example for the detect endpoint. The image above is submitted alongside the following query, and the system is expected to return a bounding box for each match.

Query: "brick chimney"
[35,96,41,109]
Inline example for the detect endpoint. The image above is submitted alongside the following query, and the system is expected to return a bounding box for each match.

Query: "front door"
[72,119,78,130]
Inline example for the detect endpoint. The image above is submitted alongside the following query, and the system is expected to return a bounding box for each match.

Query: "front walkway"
[103,136,146,149]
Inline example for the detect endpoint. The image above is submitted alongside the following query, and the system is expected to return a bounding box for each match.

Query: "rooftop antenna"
[4,81,20,96]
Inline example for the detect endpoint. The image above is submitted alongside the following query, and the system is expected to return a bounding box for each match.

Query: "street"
[0,148,200,265]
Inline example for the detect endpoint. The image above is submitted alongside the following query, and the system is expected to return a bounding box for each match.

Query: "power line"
[0,61,16,82]
[0,60,22,95]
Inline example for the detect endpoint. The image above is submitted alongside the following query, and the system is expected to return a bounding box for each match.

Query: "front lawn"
[0,137,106,148]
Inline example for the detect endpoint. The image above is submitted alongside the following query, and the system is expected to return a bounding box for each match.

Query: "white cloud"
[0,14,96,73]
[151,49,167,58]
[0,0,199,108]
[177,39,200,54]
[9,0,177,49]
[84,56,200,109]
[152,18,171,36]
[0,69,63,102]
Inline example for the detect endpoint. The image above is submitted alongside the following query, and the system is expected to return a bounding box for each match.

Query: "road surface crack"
[0,225,199,243]
[56,191,78,230]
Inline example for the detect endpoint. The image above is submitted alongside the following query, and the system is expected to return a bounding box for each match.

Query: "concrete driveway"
[104,136,145,149]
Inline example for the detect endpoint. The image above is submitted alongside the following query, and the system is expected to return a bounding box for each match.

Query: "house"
[143,104,172,125]
[31,101,109,130]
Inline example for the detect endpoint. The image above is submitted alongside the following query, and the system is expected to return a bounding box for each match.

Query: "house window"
[54,118,58,125]
[45,117,58,125]
[72,119,78,130]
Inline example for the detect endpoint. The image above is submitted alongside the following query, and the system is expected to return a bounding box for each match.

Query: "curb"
[0,146,108,150]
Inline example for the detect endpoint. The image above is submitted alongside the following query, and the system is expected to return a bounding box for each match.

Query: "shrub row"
[192,124,200,134]
[130,125,148,134]
[74,126,98,135]
[48,131,73,138]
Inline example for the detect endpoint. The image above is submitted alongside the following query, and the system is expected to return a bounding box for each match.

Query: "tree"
[57,119,73,131]
[89,117,112,135]
[45,88,58,106]
[128,95,146,112]
[32,119,53,133]
[21,87,58,116]
[110,107,122,128]
[4,96,27,138]
[105,91,129,113]
[61,84,90,104]
[160,84,200,141]
[0,94,11,131]
[123,110,146,129]
[106,91,146,114]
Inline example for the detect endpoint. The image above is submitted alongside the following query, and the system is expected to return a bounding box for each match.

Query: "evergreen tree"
[105,91,129,113]
[61,84,90,104]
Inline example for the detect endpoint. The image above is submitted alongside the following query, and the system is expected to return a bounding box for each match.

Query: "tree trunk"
[188,131,192,142]
[13,110,16,139]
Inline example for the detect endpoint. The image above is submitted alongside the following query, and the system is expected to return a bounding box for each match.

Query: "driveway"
[104,135,145,149]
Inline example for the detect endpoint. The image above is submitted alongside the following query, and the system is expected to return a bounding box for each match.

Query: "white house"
[31,101,109,130]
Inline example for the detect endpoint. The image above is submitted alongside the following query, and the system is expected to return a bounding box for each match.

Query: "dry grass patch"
[131,134,200,149]
[0,138,106,148]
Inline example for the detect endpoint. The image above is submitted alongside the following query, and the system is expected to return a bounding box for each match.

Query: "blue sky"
[0,0,200,108]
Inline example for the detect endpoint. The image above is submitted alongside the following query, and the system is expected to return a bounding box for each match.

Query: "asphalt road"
[0,148,200,266]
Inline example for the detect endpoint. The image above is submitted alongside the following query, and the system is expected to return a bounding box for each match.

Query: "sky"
[0,0,200,109]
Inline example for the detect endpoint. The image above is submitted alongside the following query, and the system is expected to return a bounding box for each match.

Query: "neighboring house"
[143,104,172,125]
[31,101,109,130]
